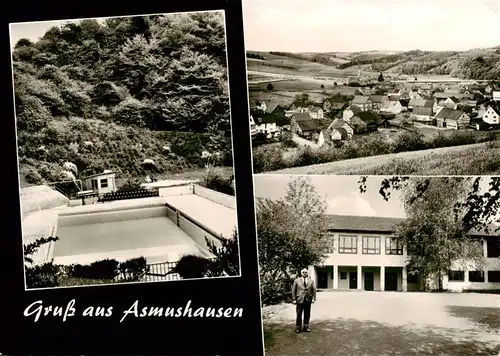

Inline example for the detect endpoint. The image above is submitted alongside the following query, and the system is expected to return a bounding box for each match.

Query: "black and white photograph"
[11,10,241,290]
[244,0,500,176]
[253,174,500,355]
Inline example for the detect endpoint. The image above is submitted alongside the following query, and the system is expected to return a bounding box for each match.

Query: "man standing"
[292,268,317,333]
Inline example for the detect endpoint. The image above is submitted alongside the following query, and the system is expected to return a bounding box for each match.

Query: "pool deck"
[21,185,237,266]
[164,194,237,239]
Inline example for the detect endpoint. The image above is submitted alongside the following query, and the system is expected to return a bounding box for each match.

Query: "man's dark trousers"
[296,301,311,329]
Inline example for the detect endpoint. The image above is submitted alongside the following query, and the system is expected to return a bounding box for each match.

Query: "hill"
[247,47,500,80]
[12,13,232,187]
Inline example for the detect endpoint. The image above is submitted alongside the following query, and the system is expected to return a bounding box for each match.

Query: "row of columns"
[325,265,408,291]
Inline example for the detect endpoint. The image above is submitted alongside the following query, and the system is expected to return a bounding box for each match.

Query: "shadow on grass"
[446,306,500,333]
[264,319,500,356]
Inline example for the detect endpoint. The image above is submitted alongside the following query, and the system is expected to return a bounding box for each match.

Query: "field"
[266,141,500,176]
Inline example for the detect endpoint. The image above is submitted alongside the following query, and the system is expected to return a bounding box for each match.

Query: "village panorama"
[247,49,500,176]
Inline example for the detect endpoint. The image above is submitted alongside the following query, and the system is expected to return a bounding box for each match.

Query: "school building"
[308,215,500,292]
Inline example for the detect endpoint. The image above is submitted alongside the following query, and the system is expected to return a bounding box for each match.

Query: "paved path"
[266,291,500,344]
[291,133,320,149]
[268,142,490,175]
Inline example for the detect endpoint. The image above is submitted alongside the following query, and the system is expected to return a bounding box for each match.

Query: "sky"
[242,0,500,52]
[252,174,406,218]
[253,175,500,222]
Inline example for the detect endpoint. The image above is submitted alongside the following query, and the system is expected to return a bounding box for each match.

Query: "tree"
[267,83,274,91]
[321,84,325,89]
[378,72,384,82]
[359,176,499,291]
[293,92,310,107]
[24,236,60,289]
[256,177,330,304]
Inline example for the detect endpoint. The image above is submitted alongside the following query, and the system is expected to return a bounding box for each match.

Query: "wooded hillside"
[12,13,232,186]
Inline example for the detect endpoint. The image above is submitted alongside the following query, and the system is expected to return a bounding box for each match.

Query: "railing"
[98,189,159,202]
[116,261,180,282]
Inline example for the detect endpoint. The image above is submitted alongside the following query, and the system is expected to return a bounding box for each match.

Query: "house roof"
[355,111,386,125]
[327,214,500,236]
[412,106,433,116]
[327,214,402,233]
[265,102,280,114]
[448,97,460,103]
[409,99,434,107]
[349,105,363,114]
[352,96,371,104]
[487,101,500,115]
[297,119,321,132]
[325,97,345,104]
[435,108,466,121]
[292,112,312,121]
[369,95,386,103]
[83,171,116,179]
[329,118,351,131]
[388,94,401,102]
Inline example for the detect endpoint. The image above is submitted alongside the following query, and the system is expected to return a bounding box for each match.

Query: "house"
[249,115,259,136]
[387,94,401,102]
[342,105,362,122]
[318,127,350,146]
[408,99,435,111]
[470,118,499,131]
[493,91,500,101]
[307,105,324,119]
[482,102,500,125]
[265,103,286,117]
[83,171,117,195]
[369,95,388,111]
[381,100,403,114]
[410,106,433,123]
[308,214,500,292]
[435,108,470,130]
[250,101,267,112]
[351,111,389,132]
[323,97,346,112]
[328,119,354,138]
[291,113,321,138]
[351,96,373,111]
[443,97,460,110]
[409,90,422,100]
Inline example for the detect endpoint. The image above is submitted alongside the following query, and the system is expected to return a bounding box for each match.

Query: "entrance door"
[386,272,398,291]
[364,272,374,291]
[318,271,328,289]
[349,271,357,289]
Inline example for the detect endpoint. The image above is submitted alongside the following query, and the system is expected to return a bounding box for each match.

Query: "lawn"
[264,319,500,356]
[268,141,500,175]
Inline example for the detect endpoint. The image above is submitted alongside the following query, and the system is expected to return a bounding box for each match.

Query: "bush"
[203,166,234,195]
[260,274,294,306]
[25,169,44,184]
[393,131,427,152]
[252,147,286,173]
[70,259,119,280]
[25,262,60,289]
[118,257,148,281]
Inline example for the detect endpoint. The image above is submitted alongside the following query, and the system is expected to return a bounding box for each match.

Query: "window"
[340,272,347,280]
[362,236,380,254]
[385,237,403,255]
[448,270,464,281]
[91,179,98,189]
[339,235,357,254]
[468,271,485,282]
[323,233,335,253]
[486,237,500,258]
[100,178,108,188]
[488,271,500,283]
